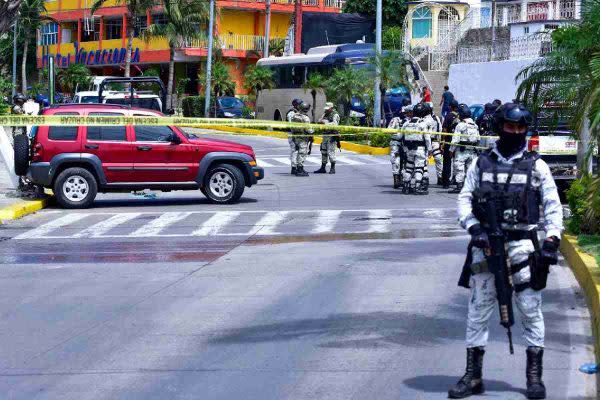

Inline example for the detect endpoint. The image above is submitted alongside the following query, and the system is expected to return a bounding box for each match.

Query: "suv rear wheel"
[13,134,30,176]
[203,163,245,204]
[54,167,98,209]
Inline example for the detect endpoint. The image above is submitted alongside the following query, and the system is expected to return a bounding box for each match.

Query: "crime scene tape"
[0,114,500,142]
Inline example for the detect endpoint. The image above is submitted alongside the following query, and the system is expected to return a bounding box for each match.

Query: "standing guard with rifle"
[290,102,313,177]
[449,103,563,400]
[314,102,341,174]
[388,105,412,189]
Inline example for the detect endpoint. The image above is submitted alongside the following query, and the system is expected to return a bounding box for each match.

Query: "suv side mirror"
[170,133,182,144]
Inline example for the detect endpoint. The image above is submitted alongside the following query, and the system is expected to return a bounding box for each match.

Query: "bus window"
[291,66,305,88]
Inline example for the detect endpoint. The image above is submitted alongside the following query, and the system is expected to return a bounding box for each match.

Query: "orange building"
[37,0,345,95]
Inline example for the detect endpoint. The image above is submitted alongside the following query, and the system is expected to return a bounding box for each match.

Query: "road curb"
[561,234,600,362]
[205,125,390,155]
[0,197,49,222]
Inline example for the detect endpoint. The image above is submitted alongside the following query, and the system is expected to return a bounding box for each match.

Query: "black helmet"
[450,99,459,109]
[493,103,533,132]
[13,93,26,103]
[291,98,302,110]
[402,98,411,107]
[298,101,310,113]
[413,103,427,118]
[484,102,494,112]
[457,103,472,119]
[422,102,432,116]
[492,99,502,108]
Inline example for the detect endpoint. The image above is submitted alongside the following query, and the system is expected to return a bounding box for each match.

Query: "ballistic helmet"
[484,102,495,112]
[457,103,472,120]
[413,103,427,118]
[13,93,26,104]
[291,98,303,110]
[493,103,533,132]
[449,99,459,109]
[492,99,502,108]
[421,102,432,116]
[298,101,311,113]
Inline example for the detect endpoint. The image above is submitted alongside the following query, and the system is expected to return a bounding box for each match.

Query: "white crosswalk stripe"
[192,211,240,236]
[256,154,387,168]
[129,212,192,237]
[13,209,460,240]
[73,213,141,238]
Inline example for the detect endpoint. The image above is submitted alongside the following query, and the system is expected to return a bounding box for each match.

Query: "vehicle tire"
[13,134,30,176]
[53,167,98,209]
[203,163,245,204]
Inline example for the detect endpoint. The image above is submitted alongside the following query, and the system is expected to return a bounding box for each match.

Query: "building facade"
[37,0,344,95]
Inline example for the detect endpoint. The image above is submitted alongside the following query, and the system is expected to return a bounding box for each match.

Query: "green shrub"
[566,176,600,234]
[181,96,206,117]
[369,131,392,148]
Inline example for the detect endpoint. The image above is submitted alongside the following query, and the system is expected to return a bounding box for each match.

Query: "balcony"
[217,0,344,9]
[183,34,286,54]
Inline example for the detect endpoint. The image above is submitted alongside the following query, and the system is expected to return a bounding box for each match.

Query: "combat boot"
[401,182,411,194]
[449,183,463,194]
[329,163,336,174]
[393,174,402,189]
[291,166,297,175]
[314,163,327,173]
[448,347,485,399]
[526,347,546,399]
[295,166,309,177]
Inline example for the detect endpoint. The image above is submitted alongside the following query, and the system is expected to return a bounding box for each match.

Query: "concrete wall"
[447,58,536,105]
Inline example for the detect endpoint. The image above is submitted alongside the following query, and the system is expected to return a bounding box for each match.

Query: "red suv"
[17,104,264,208]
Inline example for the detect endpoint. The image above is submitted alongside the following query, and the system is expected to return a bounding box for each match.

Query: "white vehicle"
[255,42,420,123]
[75,76,120,93]
[72,91,104,104]
[102,92,163,111]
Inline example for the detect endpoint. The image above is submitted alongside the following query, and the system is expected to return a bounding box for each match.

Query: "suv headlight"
[224,112,235,117]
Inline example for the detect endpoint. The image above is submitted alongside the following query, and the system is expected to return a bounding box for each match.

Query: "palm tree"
[303,72,325,122]
[199,59,235,115]
[18,0,47,94]
[1,0,23,35]
[371,51,410,121]
[57,63,92,94]
[325,66,369,119]
[142,0,208,108]
[91,0,155,78]
[243,65,274,103]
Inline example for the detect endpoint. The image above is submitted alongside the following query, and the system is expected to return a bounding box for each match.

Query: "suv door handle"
[85,144,99,149]
[137,145,152,151]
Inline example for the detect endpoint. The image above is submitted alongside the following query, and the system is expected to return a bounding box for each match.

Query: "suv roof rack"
[98,76,170,114]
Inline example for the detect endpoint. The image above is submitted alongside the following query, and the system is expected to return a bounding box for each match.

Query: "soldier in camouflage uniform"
[287,98,303,175]
[314,102,341,174]
[290,102,313,177]
[388,105,413,189]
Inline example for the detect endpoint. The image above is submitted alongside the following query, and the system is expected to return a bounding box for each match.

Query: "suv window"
[48,112,79,141]
[106,98,161,111]
[134,126,173,142]
[87,112,127,141]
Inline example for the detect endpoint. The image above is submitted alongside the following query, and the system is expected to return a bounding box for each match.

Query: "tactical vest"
[472,150,542,230]
[402,118,426,149]
[479,113,495,134]
[458,120,480,146]
[291,113,308,135]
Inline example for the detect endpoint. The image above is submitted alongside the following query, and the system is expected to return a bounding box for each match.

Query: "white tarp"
[447,58,538,105]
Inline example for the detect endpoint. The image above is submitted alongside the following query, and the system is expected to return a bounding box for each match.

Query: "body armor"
[472,150,542,231]
[402,118,426,149]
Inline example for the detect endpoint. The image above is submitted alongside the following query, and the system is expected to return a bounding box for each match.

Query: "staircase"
[423,70,449,115]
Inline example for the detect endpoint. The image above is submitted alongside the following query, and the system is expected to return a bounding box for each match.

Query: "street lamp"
[204,0,215,117]
[373,0,382,127]
[264,0,271,58]
[12,20,18,97]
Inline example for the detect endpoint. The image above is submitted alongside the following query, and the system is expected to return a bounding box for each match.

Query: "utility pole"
[204,0,215,117]
[264,0,271,58]
[491,0,497,60]
[12,21,18,97]
[373,0,382,127]
[48,56,55,105]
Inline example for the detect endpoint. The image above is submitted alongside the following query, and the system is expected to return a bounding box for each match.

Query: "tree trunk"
[167,46,175,109]
[125,22,133,78]
[21,35,29,95]
[311,90,316,122]
[578,115,593,175]
[380,87,386,125]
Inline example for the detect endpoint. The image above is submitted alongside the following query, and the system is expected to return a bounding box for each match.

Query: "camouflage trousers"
[293,137,310,167]
[453,150,477,185]
[320,137,337,164]
[390,140,402,175]
[467,239,544,348]
[288,137,299,168]
[401,147,427,188]
[431,140,443,179]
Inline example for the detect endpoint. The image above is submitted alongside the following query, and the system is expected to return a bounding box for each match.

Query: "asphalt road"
[0,132,596,399]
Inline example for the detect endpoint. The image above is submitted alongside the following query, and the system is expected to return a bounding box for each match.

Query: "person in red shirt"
[422,86,432,103]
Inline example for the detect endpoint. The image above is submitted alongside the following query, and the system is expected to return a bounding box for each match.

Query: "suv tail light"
[32,143,44,162]
[528,135,539,152]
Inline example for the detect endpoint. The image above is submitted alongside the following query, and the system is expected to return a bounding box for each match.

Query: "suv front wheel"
[203,163,245,204]
[54,167,98,209]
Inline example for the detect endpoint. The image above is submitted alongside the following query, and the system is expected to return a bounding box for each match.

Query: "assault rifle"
[485,194,515,354]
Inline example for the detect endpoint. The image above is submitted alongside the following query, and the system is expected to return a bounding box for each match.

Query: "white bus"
[255,42,421,124]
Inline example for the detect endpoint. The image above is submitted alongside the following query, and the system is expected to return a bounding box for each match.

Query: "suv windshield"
[106,98,161,111]
[219,98,244,109]
[81,96,99,103]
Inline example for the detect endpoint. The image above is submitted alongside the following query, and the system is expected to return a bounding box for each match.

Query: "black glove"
[541,236,560,265]
[468,224,489,249]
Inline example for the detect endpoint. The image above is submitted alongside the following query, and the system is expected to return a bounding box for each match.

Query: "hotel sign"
[42,41,141,68]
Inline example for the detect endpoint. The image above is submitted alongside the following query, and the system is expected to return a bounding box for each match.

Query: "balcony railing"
[324,0,345,7]
[184,34,277,52]
[453,33,553,64]
[220,0,342,7]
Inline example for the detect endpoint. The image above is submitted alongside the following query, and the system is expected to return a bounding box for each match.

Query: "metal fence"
[184,34,267,52]
[453,33,553,64]
[324,0,345,7]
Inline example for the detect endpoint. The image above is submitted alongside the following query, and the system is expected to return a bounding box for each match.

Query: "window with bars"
[412,7,432,39]
[134,16,148,37]
[40,23,58,45]
[104,18,123,40]
[81,18,101,42]
[151,14,168,26]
